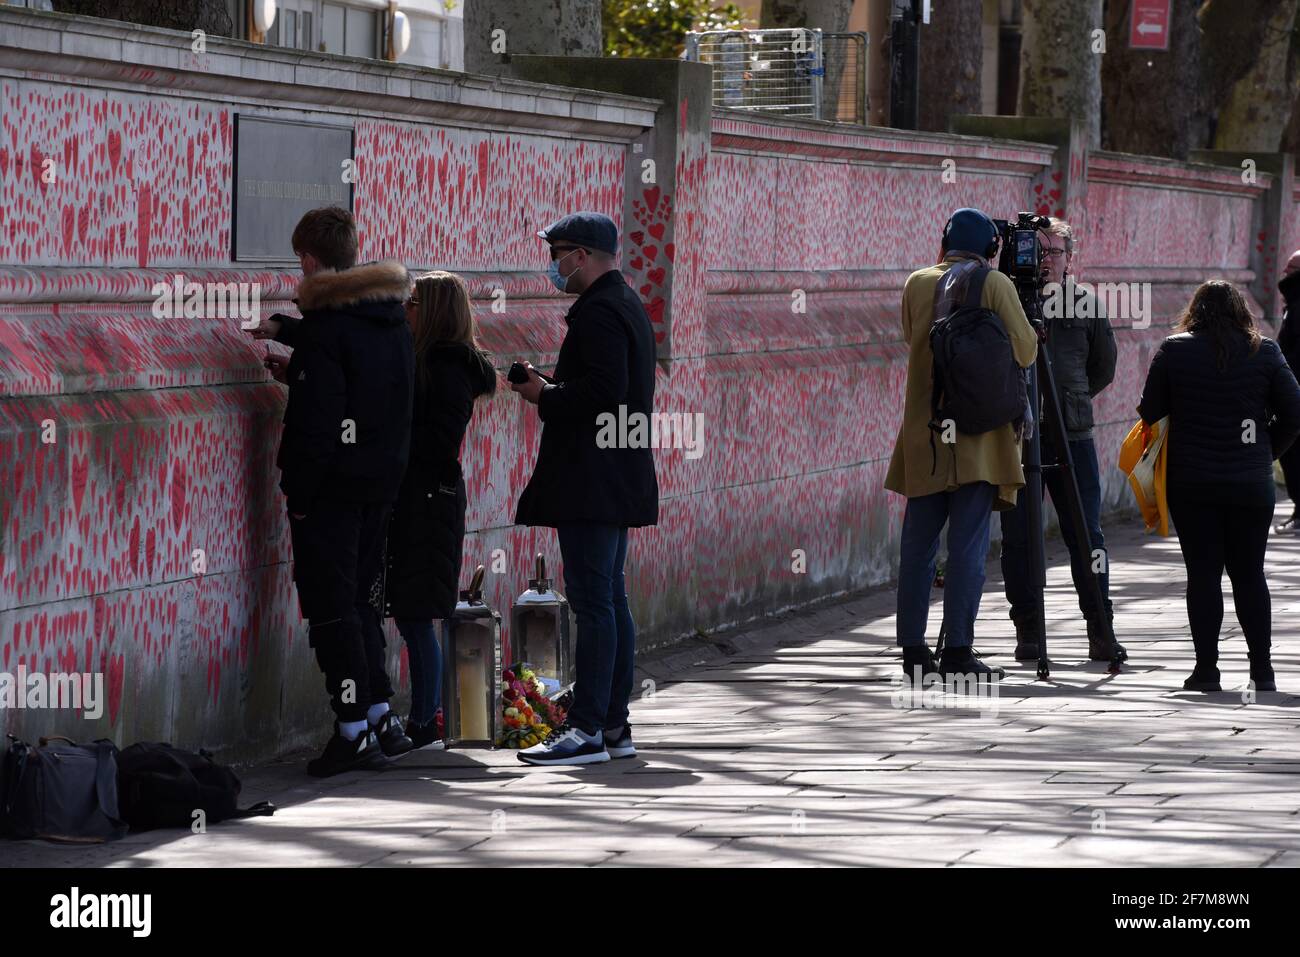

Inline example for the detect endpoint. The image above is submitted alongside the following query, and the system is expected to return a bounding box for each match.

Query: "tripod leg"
[1023,363,1051,679]
[1036,351,1123,674]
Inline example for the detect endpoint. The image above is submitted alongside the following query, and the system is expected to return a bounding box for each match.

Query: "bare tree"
[1201,0,1300,151]
[917,0,983,134]
[1018,0,1103,147]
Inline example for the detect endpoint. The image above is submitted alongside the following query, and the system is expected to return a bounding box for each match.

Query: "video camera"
[992,212,1052,290]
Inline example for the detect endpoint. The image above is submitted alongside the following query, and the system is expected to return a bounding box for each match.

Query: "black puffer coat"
[381,342,498,620]
[1138,331,1300,488]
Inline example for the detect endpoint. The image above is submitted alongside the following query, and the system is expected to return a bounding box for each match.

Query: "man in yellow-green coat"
[885,208,1037,682]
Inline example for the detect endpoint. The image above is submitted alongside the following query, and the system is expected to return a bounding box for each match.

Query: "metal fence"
[684,28,868,125]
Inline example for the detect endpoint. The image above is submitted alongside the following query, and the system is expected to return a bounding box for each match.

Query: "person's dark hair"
[1176,280,1261,370]
[291,206,358,270]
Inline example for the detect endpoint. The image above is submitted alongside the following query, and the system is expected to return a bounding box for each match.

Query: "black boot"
[1183,662,1222,692]
[1013,616,1041,661]
[306,724,386,778]
[901,644,939,684]
[1087,617,1127,662]
[1249,655,1276,692]
[939,645,1005,681]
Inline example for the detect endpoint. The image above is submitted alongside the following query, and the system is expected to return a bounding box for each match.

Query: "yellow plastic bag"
[1118,417,1169,536]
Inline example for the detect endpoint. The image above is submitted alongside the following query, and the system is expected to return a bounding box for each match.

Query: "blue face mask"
[548,248,580,293]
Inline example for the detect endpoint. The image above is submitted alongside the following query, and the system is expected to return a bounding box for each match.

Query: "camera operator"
[886,208,1038,681]
[998,218,1124,662]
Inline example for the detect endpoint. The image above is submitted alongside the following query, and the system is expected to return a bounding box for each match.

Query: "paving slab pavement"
[4,511,1299,867]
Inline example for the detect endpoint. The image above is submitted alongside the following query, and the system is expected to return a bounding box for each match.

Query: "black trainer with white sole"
[307,726,387,777]
[517,724,610,766]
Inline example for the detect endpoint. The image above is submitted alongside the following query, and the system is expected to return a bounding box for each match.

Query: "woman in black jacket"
[383,272,497,747]
[1138,280,1300,693]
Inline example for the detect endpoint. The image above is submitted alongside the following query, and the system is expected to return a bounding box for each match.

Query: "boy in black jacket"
[254,207,416,776]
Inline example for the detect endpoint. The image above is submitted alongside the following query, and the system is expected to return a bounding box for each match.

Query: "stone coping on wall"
[0,7,659,141]
[712,108,1055,174]
[1088,150,1271,198]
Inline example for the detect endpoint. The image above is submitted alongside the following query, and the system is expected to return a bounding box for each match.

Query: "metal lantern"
[510,554,573,688]
[439,565,502,748]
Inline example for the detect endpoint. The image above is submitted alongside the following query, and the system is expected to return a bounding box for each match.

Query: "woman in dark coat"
[1138,280,1300,693]
[383,272,497,747]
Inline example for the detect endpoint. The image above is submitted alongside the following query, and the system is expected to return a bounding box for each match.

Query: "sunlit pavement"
[7,512,1300,867]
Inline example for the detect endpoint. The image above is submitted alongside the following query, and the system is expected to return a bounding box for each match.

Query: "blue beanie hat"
[942,207,998,256]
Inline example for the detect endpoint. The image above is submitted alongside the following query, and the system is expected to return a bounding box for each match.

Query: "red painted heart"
[640,284,652,297]
[642,245,658,262]
[630,257,644,270]
[665,243,675,262]
[643,186,660,211]
[647,267,666,285]
[648,223,666,241]
[107,130,121,174]
[630,230,645,245]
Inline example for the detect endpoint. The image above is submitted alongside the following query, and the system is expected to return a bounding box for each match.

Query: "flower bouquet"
[496,663,568,749]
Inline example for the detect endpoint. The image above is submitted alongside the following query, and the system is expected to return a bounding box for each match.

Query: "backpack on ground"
[928,267,1025,440]
[116,742,275,831]
[0,735,128,843]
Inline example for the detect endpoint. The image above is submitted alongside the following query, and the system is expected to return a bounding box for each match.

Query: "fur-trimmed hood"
[297,259,411,313]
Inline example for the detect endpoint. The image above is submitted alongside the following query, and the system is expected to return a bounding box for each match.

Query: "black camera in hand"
[507,361,531,384]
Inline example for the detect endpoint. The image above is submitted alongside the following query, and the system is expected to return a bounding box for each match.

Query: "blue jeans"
[896,482,996,649]
[557,524,636,736]
[1000,437,1111,624]
[396,618,442,726]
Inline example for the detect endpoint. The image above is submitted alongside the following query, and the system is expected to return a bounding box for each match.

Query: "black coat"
[1138,331,1300,488]
[1275,271,1300,370]
[275,261,414,514]
[515,269,660,528]
[382,342,498,620]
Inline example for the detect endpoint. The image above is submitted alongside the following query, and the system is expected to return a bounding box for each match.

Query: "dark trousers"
[1001,436,1111,624]
[397,618,442,726]
[1280,442,1300,515]
[1167,489,1273,664]
[289,500,395,723]
[557,524,635,736]
[896,482,995,649]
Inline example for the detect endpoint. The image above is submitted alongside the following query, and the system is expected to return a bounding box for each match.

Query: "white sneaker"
[517,724,610,766]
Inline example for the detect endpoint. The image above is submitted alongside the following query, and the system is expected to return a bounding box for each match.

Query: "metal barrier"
[685,28,868,125]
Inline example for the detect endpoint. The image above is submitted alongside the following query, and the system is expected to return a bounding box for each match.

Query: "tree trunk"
[1101,0,1209,158]
[1203,0,1300,151]
[52,0,233,35]
[1018,0,1102,147]
[917,0,983,134]
[464,0,602,75]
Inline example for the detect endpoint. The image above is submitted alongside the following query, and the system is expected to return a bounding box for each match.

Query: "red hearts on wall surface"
[642,245,658,262]
[647,266,666,286]
[630,257,644,270]
[649,222,666,241]
[665,243,675,262]
[107,129,121,174]
[630,230,645,245]
[640,284,652,297]
[643,185,660,212]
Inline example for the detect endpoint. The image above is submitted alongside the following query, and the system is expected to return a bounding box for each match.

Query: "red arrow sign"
[1130,0,1171,50]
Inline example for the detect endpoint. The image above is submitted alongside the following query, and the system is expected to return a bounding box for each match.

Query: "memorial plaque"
[232,116,354,262]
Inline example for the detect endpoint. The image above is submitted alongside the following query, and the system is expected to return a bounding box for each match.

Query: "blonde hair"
[409,271,480,384]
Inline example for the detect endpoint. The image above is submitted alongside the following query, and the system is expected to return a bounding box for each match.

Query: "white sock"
[339,719,368,741]
[366,701,390,726]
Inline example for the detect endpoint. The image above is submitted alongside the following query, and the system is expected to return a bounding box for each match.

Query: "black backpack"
[1,735,128,843]
[116,742,274,831]
[928,267,1024,439]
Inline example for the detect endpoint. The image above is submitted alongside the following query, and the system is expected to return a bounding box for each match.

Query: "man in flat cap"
[511,211,659,766]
